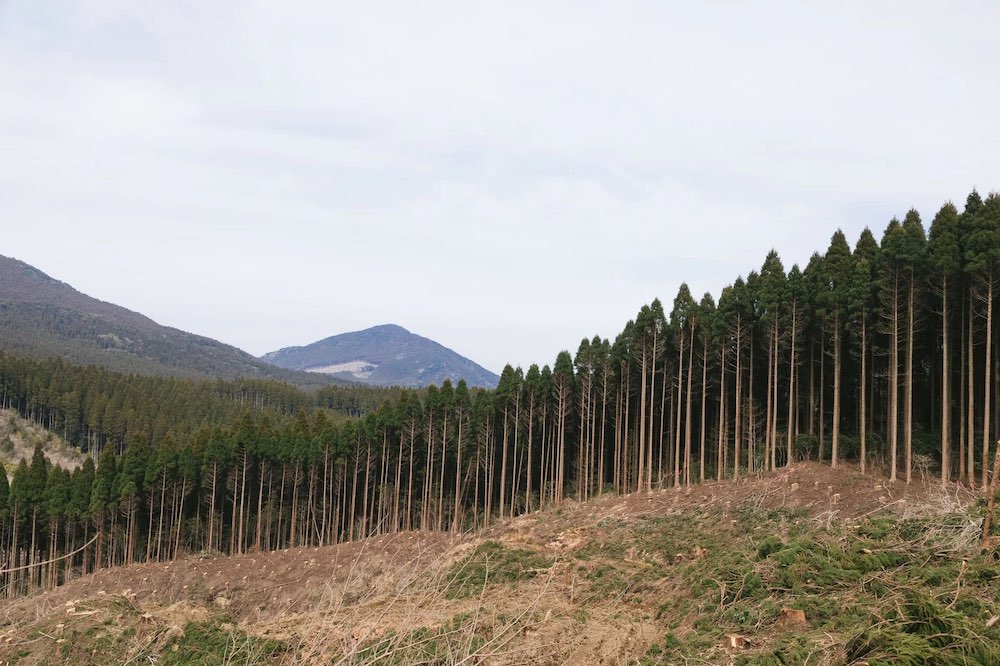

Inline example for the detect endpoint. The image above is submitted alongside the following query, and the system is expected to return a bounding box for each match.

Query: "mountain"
[262,324,500,388]
[0,254,338,388]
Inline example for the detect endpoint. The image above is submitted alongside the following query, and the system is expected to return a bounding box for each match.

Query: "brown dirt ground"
[0,461,977,665]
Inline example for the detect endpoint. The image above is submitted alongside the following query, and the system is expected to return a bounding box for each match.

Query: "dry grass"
[3,461,998,665]
[0,408,89,476]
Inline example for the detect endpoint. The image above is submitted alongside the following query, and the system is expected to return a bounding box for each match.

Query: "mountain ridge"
[262,323,500,388]
[0,254,341,389]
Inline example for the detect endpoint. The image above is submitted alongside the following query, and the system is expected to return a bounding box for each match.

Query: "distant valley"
[262,324,500,388]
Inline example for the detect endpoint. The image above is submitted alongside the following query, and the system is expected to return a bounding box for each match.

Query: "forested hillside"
[0,255,340,389]
[2,190,998,601]
[263,323,500,388]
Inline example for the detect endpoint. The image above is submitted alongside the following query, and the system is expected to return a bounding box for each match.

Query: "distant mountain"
[0,254,338,388]
[262,324,500,388]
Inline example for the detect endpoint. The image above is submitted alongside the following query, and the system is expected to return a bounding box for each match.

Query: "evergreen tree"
[849,229,879,473]
[823,231,854,468]
[879,218,905,481]
[899,210,928,483]
[929,202,962,485]
[966,193,1000,490]
[758,251,786,471]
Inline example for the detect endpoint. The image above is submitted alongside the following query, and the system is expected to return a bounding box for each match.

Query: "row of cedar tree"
[1,190,999,595]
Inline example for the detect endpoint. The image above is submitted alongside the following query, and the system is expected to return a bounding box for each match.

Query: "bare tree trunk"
[499,405,509,520]
[983,277,994,490]
[969,296,977,488]
[526,395,535,512]
[787,304,797,467]
[960,295,967,483]
[675,330,684,487]
[599,372,609,495]
[905,278,915,484]
[637,341,648,492]
[860,319,868,474]
[832,318,841,468]
[981,439,1000,548]
[657,355,668,487]
[771,327,779,471]
[684,324,695,486]
[453,412,464,532]
[890,276,900,482]
[647,336,658,493]
[734,317,743,481]
[808,341,815,437]
[765,328,774,472]
[942,277,951,487]
[819,330,825,464]
[718,345,727,480]
[700,335,708,482]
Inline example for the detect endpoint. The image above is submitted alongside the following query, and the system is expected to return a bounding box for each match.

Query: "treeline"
[0,353,348,454]
[2,190,998,598]
[315,384,410,417]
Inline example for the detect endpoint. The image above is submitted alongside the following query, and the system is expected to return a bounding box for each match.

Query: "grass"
[443,540,553,599]
[340,613,488,665]
[159,622,288,666]
[7,596,288,666]
[624,502,1000,664]
[7,466,1000,665]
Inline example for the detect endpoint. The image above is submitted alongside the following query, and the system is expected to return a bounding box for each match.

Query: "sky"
[2,2,999,374]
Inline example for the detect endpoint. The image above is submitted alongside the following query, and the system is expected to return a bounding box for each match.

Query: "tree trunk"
[684,323,695,486]
[734,317,743,481]
[860,319,868,474]
[905,277,915,483]
[787,304,797,467]
[637,340,648,492]
[983,277,994,490]
[890,274,900,482]
[942,276,951,487]
[718,345,727,481]
[832,318,841,468]
[675,330,684,487]
[699,335,708,482]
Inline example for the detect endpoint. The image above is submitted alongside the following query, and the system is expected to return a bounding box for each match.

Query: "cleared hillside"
[0,255,340,389]
[3,462,998,665]
[0,409,88,477]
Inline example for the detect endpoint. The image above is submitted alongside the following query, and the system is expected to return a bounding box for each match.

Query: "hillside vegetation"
[3,463,999,665]
[1,189,998,665]
[1,190,999,609]
[262,324,500,388]
[0,255,339,389]
[0,409,87,477]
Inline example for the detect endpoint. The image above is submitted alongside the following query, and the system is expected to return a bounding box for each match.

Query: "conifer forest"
[2,190,999,598]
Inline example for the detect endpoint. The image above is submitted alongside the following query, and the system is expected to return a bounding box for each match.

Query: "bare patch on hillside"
[0,408,89,477]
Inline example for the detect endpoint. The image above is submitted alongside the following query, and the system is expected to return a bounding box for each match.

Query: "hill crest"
[0,254,339,388]
[262,324,500,388]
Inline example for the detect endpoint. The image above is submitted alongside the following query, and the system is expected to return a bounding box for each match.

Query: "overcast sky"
[2,2,998,374]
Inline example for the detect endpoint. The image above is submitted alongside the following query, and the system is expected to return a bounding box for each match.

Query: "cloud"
[1,1,998,373]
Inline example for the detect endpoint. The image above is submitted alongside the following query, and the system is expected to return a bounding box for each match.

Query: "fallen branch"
[0,535,98,575]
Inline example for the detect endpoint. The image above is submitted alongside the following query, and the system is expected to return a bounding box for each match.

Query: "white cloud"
[1,1,998,373]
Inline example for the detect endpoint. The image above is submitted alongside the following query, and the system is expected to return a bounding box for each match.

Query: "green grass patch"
[444,540,552,599]
[160,622,287,665]
[639,503,1000,663]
